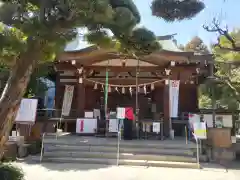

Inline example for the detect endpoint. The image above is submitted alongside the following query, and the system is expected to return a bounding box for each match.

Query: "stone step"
[44,144,194,156]
[36,156,200,169]
[43,151,196,163]
[43,138,196,149]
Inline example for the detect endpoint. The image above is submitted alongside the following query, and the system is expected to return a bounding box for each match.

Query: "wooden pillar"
[163,80,170,137]
[64,121,68,132]
[55,72,61,117]
[76,74,85,117]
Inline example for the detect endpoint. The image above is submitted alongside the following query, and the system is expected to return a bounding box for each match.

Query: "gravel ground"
[12,162,240,180]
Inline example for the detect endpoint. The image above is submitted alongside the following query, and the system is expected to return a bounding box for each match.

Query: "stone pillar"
[163,80,170,137]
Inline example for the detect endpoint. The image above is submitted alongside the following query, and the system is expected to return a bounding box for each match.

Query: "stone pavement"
[13,162,240,180]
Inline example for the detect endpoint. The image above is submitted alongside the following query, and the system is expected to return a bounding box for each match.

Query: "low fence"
[36,108,78,120]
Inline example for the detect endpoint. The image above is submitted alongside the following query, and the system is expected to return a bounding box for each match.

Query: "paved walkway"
[13,162,240,180]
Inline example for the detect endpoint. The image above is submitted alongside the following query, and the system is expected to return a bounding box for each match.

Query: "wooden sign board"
[15,98,38,124]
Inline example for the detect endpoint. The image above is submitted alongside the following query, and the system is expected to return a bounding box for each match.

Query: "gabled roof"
[157,35,182,52]
[59,33,213,66]
[64,33,182,53]
[64,37,93,52]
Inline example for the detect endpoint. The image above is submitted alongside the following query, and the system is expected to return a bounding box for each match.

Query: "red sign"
[125,107,134,121]
[171,80,178,88]
[189,114,194,118]
[80,120,84,132]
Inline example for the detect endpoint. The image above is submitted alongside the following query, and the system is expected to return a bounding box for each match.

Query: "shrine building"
[53,34,213,137]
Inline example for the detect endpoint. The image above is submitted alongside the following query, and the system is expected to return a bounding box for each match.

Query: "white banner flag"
[169,80,180,118]
[62,85,74,116]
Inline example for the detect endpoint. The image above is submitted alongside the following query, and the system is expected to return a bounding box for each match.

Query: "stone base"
[2,142,17,162]
[18,144,30,158]
[209,148,236,162]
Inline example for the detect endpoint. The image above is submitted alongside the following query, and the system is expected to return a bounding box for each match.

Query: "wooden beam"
[55,63,203,73]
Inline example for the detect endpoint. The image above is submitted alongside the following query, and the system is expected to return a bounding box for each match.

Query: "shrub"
[0,164,24,180]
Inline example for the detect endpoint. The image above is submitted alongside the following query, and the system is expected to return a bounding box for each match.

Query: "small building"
[53,35,213,137]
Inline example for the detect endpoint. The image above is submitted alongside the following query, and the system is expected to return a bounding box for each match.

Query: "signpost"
[15,98,38,124]
[193,121,207,159]
[153,122,161,133]
[14,98,38,142]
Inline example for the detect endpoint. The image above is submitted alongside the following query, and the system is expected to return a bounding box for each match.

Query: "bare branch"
[203,18,240,52]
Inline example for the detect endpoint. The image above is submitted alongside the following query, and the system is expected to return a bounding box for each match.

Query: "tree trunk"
[0,41,40,159]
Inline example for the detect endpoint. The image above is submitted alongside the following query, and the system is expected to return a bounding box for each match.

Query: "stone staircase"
[37,134,200,169]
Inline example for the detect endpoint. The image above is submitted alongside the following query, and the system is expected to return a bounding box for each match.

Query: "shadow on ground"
[17,156,114,171]
[221,160,240,171]
[17,156,236,173]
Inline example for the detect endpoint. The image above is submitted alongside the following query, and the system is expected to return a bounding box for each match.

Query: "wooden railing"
[36,109,192,122]
[36,109,78,121]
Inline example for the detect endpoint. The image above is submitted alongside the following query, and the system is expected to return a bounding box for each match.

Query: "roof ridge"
[157,34,177,40]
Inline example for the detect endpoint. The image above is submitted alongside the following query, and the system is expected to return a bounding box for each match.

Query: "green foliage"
[181,35,240,110]
[0,0,162,102]
[85,30,113,48]
[199,30,240,110]
[151,0,205,22]
[211,30,240,109]
[110,0,140,23]
[198,94,211,109]
[0,23,27,65]
[0,0,160,64]
[0,164,24,180]
[118,27,161,55]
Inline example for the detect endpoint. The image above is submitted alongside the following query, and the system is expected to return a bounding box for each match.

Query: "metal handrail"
[185,125,188,144]
[116,130,121,166]
[193,133,200,169]
[116,119,122,166]
[40,132,45,162]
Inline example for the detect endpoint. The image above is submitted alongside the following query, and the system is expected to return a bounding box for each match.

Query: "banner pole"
[185,125,188,144]
[104,61,109,137]
[168,79,172,139]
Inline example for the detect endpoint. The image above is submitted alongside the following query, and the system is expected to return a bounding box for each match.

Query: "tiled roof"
[158,39,182,52]
[64,38,92,52]
[64,33,182,53]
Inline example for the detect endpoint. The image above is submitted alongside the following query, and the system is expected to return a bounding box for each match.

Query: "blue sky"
[133,0,240,46]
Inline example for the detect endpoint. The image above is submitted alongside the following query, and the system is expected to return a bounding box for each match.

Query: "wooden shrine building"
[53,35,213,137]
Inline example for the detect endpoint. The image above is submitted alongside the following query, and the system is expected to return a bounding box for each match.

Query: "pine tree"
[151,0,205,21]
